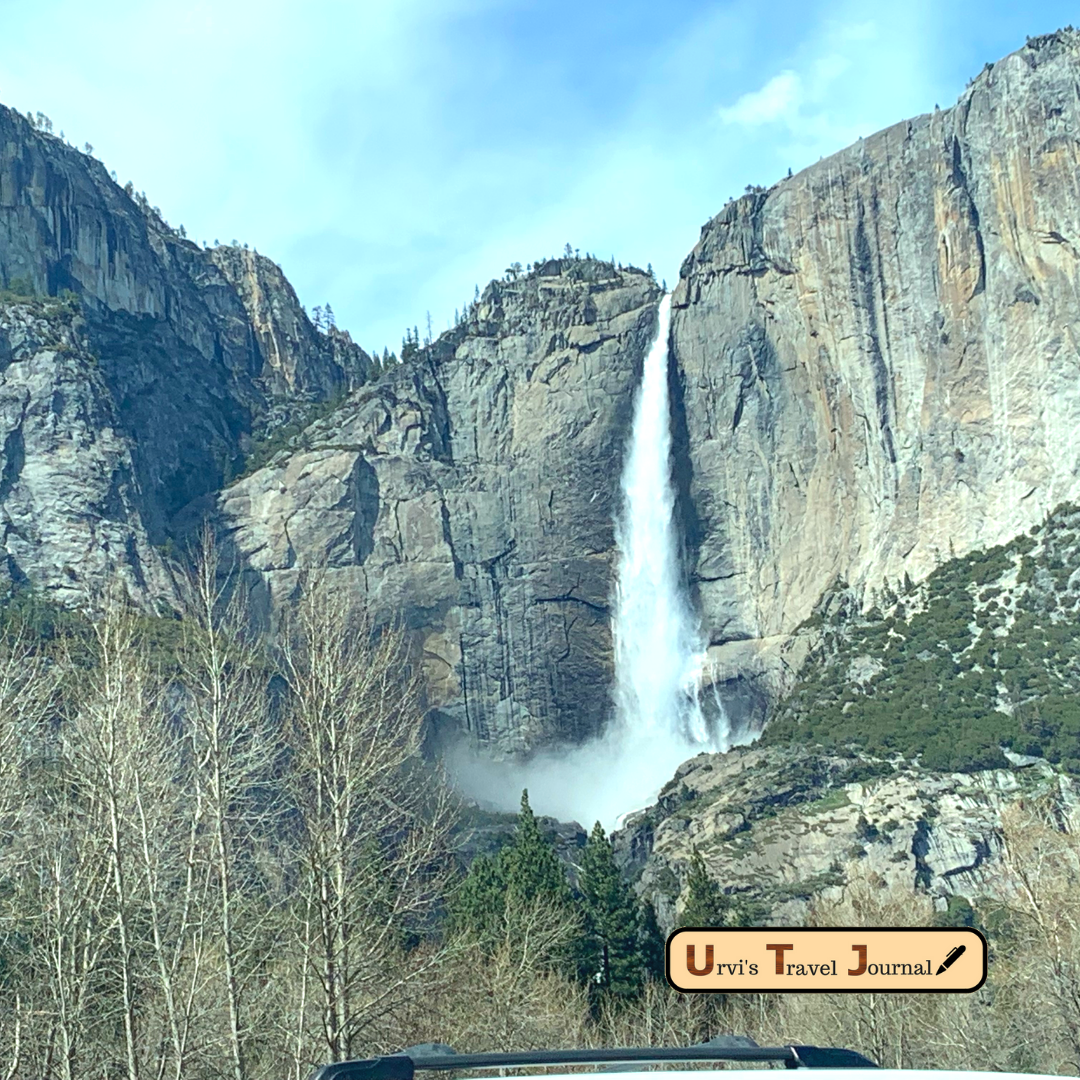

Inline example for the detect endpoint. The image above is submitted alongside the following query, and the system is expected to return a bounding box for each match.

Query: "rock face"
[0,300,175,604]
[614,744,1080,929]
[199,261,662,752]
[0,104,369,601]
[178,30,1080,752]
[674,30,1080,710]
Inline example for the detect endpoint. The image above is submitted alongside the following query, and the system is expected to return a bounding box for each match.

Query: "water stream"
[612,293,711,748]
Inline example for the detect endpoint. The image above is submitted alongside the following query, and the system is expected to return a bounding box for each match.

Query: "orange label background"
[667,928,986,993]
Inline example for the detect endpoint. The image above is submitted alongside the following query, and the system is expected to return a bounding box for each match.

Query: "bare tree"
[0,627,65,1079]
[179,531,283,1080]
[993,798,1080,1073]
[129,672,218,1080]
[65,608,160,1080]
[426,894,587,1053]
[276,570,456,1066]
[24,685,119,1080]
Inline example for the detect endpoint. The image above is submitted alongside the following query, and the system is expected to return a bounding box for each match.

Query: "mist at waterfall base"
[446,295,734,834]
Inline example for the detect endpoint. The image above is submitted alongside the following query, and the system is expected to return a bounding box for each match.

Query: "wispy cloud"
[719,70,803,126]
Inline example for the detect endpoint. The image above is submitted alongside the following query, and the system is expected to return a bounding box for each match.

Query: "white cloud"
[718,70,803,126]
[715,20,885,140]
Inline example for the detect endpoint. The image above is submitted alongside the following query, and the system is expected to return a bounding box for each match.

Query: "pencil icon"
[936,945,966,975]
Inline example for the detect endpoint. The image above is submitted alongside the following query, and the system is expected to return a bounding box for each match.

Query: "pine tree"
[503,790,572,910]
[402,328,418,363]
[576,821,644,1000]
[449,790,572,951]
[679,847,730,927]
[449,853,507,949]
[637,899,665,981]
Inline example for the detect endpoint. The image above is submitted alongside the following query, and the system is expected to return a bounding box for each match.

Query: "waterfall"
[612,294,709,746]
[445,293,730,833]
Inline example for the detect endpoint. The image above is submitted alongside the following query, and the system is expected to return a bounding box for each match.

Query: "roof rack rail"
[308,1043,880,1080]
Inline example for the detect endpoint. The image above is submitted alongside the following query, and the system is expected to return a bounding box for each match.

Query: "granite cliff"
[207,29,1080,751]
[0,104,369,602]
[674,29,1080,713]
[187,260,662,752]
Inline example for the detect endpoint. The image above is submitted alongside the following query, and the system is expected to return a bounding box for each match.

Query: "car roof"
[503,1072,1069,1080]
[308,1047,1073,1080]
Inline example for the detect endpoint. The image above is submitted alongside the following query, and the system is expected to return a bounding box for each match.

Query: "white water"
[447,295,732,833]
[612,293,712,747]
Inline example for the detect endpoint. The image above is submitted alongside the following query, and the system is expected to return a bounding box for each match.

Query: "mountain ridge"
[671,25,1080,723]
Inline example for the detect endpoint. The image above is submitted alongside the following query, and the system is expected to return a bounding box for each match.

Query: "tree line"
[0,537,1079,1077]
[0,539,453,1080]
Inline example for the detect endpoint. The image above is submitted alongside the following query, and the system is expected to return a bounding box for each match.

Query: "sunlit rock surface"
[613,743,1080,928]
[673,30,1080,706]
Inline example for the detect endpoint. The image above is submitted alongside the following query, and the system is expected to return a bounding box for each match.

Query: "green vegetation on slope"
[763,502,1080,772]
[230,387,350,482]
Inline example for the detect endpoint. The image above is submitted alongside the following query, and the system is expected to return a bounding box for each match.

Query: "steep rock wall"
[0,104,369,601]
[674,30,1080,704]
[200,261,662,752]
[0,300,174,603]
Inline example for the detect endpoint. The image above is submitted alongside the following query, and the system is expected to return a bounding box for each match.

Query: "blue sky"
[0,0,1075,357]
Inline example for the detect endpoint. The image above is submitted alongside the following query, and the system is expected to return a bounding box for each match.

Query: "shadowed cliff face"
[672,29,1080,706]
[0,104,369,601]
[199,261,662,753]
[0,300,176,605]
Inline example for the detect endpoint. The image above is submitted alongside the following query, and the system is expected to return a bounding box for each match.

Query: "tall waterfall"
[612,293,710,746]
[445,293,731,832]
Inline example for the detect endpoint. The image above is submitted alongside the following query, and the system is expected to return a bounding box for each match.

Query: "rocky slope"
[187,260,662,752]
[614,742,1080,929]
[673,29,1080,713]
[762,499,1080,774]
[0,103,369,601]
